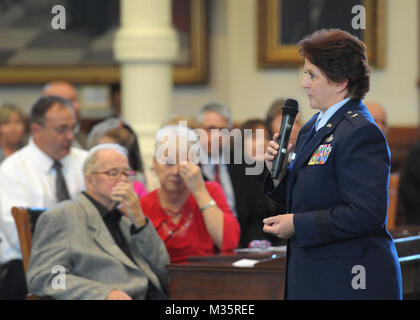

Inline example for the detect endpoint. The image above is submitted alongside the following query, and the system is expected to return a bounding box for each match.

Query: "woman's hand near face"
[179,162,206,194]
[179,161,225,249]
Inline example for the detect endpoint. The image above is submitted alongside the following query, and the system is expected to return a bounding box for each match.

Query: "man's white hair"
[83,143,128,174]
[196,101,233,129]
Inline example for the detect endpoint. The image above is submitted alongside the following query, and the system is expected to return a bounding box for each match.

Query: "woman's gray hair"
[83,143,128,174]
[154,124,201,164]
[155,124,198,151]
[195,102,233,129]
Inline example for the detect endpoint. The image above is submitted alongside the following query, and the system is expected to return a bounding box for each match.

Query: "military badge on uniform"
[308,144,332,165]
[325,134,334,143]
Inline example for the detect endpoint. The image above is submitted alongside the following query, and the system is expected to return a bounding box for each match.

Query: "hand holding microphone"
[264,99,299,180]
[264,134,293,171]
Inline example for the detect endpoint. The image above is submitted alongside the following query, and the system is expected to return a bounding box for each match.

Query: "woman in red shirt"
[140,125,240,262]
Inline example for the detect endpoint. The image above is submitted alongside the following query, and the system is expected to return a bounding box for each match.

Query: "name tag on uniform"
[308,144,332,165]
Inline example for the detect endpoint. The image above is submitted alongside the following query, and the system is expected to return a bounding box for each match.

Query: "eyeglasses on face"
[90,168,135,180]
[41,122,80,135]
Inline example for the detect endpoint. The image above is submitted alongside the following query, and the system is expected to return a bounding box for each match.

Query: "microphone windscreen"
[282,99,299,115]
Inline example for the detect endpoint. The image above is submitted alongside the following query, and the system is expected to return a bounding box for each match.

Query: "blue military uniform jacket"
[264,99,402,299]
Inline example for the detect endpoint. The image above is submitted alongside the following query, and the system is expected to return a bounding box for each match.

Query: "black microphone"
[271,99,299,179]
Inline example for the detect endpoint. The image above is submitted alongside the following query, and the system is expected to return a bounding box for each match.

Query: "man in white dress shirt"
[0,95,87,299]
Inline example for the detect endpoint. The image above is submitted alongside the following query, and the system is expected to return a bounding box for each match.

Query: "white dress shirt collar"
[28,137,70,173]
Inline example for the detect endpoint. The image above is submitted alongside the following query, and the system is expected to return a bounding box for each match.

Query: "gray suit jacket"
[27,193,170,300]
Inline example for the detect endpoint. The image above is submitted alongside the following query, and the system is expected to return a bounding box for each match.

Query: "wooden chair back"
[11,207,45,274]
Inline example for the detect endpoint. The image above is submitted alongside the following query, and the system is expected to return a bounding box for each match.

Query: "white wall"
[0,0,418,126]
[0,85,43,114]
[368,0,419,125]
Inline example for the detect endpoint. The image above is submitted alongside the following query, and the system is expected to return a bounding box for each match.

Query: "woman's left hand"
[179,162,206,194]
[263,214,295,239]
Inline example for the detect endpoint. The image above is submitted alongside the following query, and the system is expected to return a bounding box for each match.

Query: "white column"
[114,0,178,169]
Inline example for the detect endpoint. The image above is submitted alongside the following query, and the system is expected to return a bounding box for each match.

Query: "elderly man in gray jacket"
[27,143,170,300]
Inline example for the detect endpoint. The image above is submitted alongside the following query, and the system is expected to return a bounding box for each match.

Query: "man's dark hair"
[30,95,73,125]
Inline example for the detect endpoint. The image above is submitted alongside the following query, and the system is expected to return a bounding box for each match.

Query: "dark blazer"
[27,193,170,300]
[227,162,286,248]
[202,159,286,248]
[264,99,402,299]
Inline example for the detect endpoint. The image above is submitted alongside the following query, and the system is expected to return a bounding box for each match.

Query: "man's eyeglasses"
[90,169,136,180]
[41,123,80,135]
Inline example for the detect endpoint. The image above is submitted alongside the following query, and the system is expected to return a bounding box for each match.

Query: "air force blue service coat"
[264,99,402,299]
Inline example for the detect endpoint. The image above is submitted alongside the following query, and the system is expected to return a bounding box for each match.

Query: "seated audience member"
[195,102,238,217]
[42,81,87,149]
[140,115,199,192]
[98,126,147,198]
[242,119,270,162]
[140,125,240,262]
[0,103,27,164]
[265,98,303,149]
[398,139,420,225]
[0,96,87,300]
[163,114,198,129]
[27,144,170,300]
[87,117,124,149]
[366,101,389,137]
[87,118,155,192]
[238,119,287,247]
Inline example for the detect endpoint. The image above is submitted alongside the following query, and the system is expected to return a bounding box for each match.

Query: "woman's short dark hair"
[298,29,370,100]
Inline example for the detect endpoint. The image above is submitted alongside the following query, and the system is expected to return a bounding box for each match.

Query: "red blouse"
[140,181,240,262]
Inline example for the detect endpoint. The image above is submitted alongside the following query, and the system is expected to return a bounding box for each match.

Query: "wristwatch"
[200,199,216,212]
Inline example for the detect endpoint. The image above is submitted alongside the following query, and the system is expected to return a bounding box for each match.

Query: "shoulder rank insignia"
[351,113,359,118]
[308,144,332,165]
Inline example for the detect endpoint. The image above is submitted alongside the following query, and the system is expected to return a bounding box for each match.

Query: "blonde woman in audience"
[0,103,27,164]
